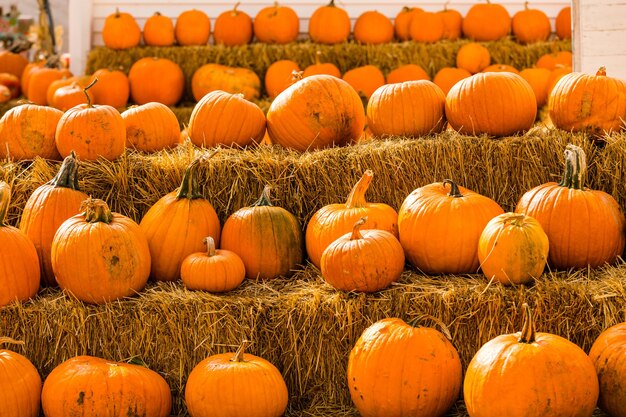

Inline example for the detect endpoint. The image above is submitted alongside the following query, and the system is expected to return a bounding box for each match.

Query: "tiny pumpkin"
[302,51,341,78]
[191,63,261,102]
[88,68,130,108]
[50,82,93,111]
[0,72,21,98]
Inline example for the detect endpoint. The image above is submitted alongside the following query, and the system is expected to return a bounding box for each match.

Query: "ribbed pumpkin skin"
[185,345,288,417]
[462,2,511,41]
[122,102,181,152]
[478,213,548,285]
[589,322,626,417]
[0,347,42,417]
[367,81,446,138]
[42,356,171,417]
[446,72,537,137]
[305,171,398,268]
[129,58,185,106]
[102,10,141,49]
[191,64,261,102]
[19,153,88,286]
[51,200,151,304]
[188,90,266,148]
[398,180,504,275]
[348,318,462,417]
[0,103,62,160]
[267,74,365,151]
[464,306,599,417]
[254,3,300,44]
[221,188,303,280]
[549,68,626,136]
[181,239,245,292]
[308,0,351,44]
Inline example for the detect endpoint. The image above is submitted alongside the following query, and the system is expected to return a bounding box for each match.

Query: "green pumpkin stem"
[253,185,274,207]
[443,179,463,198]
[558,144,587,190]
[0,337,25,347]
[350,217,367,240]
[346,170,373,208]
[232,340,250,362]
[48,151,81,190]
[203,236,216,257]
[0,182,11,227]
[81,198,113,224]
[83,77,98,108]
[176,150,218,200]
[518,303,536,343]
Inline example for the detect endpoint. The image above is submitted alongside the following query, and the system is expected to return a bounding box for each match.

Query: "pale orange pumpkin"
[191,64,261,102]
[0,102,62,160]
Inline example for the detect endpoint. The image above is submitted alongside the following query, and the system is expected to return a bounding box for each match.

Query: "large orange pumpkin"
[175,9,211,46]
[128,57,184,106]
[464,304,599,417]
[191,63,261,102]
[143,12,175,46]
[589,322,626,417]
[214,3,253,46]
[267,74,365,151]
[515,144,625,270]
[254,2,299,44]
[353,11,394,44]
[308,0,351,44]
[122,102,181,152]
[0,102,62,160]
[101,8,141,49]
[398,179,504,275]
[348,318,462,417]
[0,337,42,417]
[462,0,511,41]
[139,156,221,282]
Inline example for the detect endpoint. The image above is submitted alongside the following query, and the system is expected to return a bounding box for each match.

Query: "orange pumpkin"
[536,51,572,70]
[181,236,246,292]
[309,0,351,44]
[0,50,29,80]
[42,355,171,417]
[302,51,341,78]
[0,72,21,98]
[191,63,261,102]
[139,156,221,282]
[439,3,463,40]
[0,337,42,417]
[19,152,88,287]
[89,68,130,108]
[386,64,430,84]
[143,12,175,46]
[366,80,447,138]
[394,7,423,41]
[46,75,91,106]
[254,2,299,44]
[188,90,266,148]
[589,322,626,417]
[175,9,211,46]
[26,66,72,105]
[462,0,511,41]
[0,102,62,160]
[482,64,519,74]
[410,11,444,43]
[555,6,572,40]
[122,102,181,152]
[519,67,552,108]
[221,186,303,280]
[128,57,184,106]
[354,11,394,44]
[342,65,386,100]
[515,144,625,270]
[20,60,45,94]
[512,2,551,44]
[398,179,504,275]
[214,2,253,46]
[306,170,399,268]
[456,42,491,74]
[545,65,572,97]
[102,8,141,49]
[265,60,301,99]
[50,82,93,111]
[0,84,10,103]
[433,67,472,95]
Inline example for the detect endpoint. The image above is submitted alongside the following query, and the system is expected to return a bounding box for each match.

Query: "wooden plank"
[578,55,626,80]
[581,30,626,56]
[68,0,93,75]
[579,4,626,30]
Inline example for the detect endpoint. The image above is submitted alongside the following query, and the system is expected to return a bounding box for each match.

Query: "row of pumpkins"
[102,1,572,50]
[0,142,623,306]
[2,304,626,417]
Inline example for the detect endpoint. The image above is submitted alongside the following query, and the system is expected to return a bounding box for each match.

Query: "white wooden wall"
[69,0,572,76]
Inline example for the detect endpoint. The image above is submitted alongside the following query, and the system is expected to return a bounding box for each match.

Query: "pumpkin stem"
[0,337,25,347]
[81,197,114,224]
[176,150,218,200]
[524,1,529,10]
[558,144,586,190]
[345,170,373,208]
[518,303,536,343]
[233,2,240,13]
[48,151,81,190]
[350,217,367,240]
[444,1,450,11]
[597,66,607,76]
[328,0,336,7]
[291,70,304,83]
[252,185,274,207]
[407,315,453,340]
[115,7,121,17]
[203,236,216,257]
[443,179,463,198]
[315,50,322,65]
[83,77,98,108]
[503,213,527,227]
[232,340,250,362]
[0,181,11,227]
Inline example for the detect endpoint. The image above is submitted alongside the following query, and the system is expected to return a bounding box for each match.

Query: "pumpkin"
[536,51,572,70]
[46,75,91,106]
[0,102,62,160]
[549,67,626,137]
[221,186,303,280]
[515,144,625,270]
[19,152,89,286]
[0,182,40,306]
[139,156,221,282]
[122,102,181,152]
[342,65,386,100]
[321,217,404,292]
[185,340,288,417]
[188,90,266,148]
[128,57,184,106]
[50,82,93,111]
[354,11,394,45]
[0,50,29,80]
[181,236,245,292]
[254,2,299,44]
[439,3,463,40]
[409,11,444,43]
[55,79,126,161]
[88,68,130,108]
[191,63,261,102]
[0,337,42,417]
[394,7,423,41]
[305,170,398,268]
[433,67,472,95]
[519,67,552,108]
[0,84,10,103]
[267,74,365,151]
[348,318,462,417]
[478,213,548,285]
[308,0,351,44]
[0,72,20,98]
[464,304,599,417]
[386,64,430,84]
[102,8,141,49]
[555,6,572,40]
[589,322,626,417]
[26,66,72,105]
[462,0,511,41]
[265,60,301,99]
[445,72,537,137]
[42,355,171,417]
[512,2,551,44]
[398,179,504,275]
[143,12,175,46]
[456,42,491,74]
[175,9,211,46]
[20,60,45,94]
[214,2,253,46]
[482,64,519,74]
[303,51,341,78]
[545,65,572,97]
[366,80,447,138]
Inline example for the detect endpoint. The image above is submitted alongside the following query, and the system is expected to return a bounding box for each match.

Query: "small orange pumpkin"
[394,7,423,41]
[102,8,141,49]
[191,64,261,102]
[0,72,21,98]
[214,2,253,46]
[456,42,491,74]
[302,51,341,78]
[439,3,463,40]
[433,67,472,95]
[265,60,301,99]
[409,11,444,43]
[128,57,185,106]
[89,68,130,109]
[555,6,571,40]
[342,65,386,100]
[50,82,93,111]
[519,67,552,108]
[386,64,430,84]
[481,64,519,74]
[353,11,394,45]
[0,337,42,417]
[253,2,299,44]
[122,102,181,152]
[512,2,551,44]
[462,0,511,41]
[0,50,29,80]
[175,9,211,46]
[536,51,572,70]
[143,12,175,46]
[308,0,351,44]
